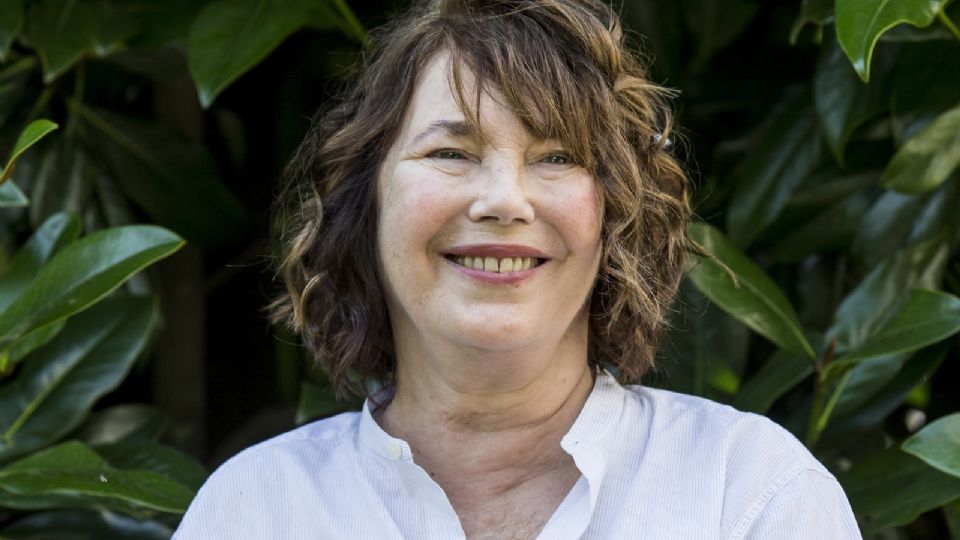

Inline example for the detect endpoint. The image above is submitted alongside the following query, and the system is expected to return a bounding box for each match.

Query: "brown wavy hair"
[269,0,691,398]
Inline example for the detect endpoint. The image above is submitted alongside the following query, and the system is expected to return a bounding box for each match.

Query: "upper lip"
[444,244,548,259]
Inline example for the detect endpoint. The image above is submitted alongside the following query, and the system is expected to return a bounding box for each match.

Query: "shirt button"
[387,442,402,459]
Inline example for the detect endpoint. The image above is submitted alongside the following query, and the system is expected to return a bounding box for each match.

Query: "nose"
[467,161,536,225]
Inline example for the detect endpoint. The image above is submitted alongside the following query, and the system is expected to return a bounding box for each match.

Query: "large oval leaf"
[882,105,960,194]
[95,442,207,492]
[0,441,192,514]
[0,212,80,312]
[903,413,960,479]
[687,222,815,358]
[0,296,157,463]
[840,447,960,533]
[1,509,173,540]
[0,226,182,346]
[839,288,960,363]
[835,0,947,82]
[726,90,824,247]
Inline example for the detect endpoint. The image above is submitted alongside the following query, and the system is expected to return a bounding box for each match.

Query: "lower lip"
[444,257,544,285]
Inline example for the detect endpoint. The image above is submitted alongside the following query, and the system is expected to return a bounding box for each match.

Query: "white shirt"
[174,372,862,539]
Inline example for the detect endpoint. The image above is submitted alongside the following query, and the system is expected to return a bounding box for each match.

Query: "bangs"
[438,6,615,170]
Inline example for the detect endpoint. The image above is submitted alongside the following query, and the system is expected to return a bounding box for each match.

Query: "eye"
[428,149,468,160]
[540,154,573,165]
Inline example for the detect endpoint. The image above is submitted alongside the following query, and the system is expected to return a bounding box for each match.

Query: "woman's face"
[376,53,602,361]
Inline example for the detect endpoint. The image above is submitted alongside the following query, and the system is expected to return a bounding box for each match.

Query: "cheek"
[378,166,457,258]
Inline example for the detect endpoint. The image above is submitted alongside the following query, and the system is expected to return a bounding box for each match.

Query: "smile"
[445,255,546,273]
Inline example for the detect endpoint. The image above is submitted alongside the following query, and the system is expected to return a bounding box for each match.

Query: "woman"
[175,0,861,538]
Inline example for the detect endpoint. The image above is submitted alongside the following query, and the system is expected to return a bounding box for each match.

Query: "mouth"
[444,254,547,273]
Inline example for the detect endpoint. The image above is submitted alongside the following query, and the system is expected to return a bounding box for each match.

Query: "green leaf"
[23,0,138,82]
[683,0,759,73]
[726,90,824,247]
[74,404,167,446]
[657,281,749,397]
[0,212,81,313]
[687,222,815,358]
[903,413,960,478]
[0,0,23,61]
[732,348,814,414]
[297,381,348,425]
[840,447,960,533]
[813,30,893,164]
[0,441,192,514]
[6,320,65,366]
[768,192,871,262]
[1,119,58,184]
[95,442,207,492]
[947,501,960,540]
[835,0,947,82]
[882,105,960,194]
[891,41,960,141]
[0,225,182,346]
[838,289,960,363]
[0,296,157,462]
[77,106,246,247]
[790,0,834,44]
[188,0,313,108]
[0,180,27,207]
[828,238,948,352]
[1,509,173,540]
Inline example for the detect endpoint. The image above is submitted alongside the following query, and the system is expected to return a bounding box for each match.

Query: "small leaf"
[882,105,960,194]
[0,180,28,207]
[0,226,183,346]
[0,0,23,61]
[839,289,960,363]
[75,404,167,446]
[0,296,157,462]
[835,0,947,82]
[1,119,58,183]
[0,441,192,514]
[726,90,824,247]
[732,349,814,414]
[188,0,312,108]
[687,222,815,358]
[903,413,960,478]
[840,447,960,533]
[0,212,81,313]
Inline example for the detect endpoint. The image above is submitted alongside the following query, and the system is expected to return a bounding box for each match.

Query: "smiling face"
[376,53,603,372]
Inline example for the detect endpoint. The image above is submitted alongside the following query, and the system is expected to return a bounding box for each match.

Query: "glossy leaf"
[0,0,23,60]
[0,441,192,514]
[189,0,315,108]
[77,106,246,247]
[828,238,947,352]
[1,119,58,184]
[835,0,947,81]
[726,91,824,247]
[75,405,167,445]
[6,320,65,366]
[838,289,960,363]
[840,447,960,533]
[23,0,138,81]
[768,192,870,262]
[903,412,960,478]
[0,212,81,313]
[891,41,960,141]
[814,31,892,164]
[0,226,181,347]
[95,442,207,491]
[732,349,813,414]
[0,180,27,207]
[1,509,173,540]
[687,222,815,358]
[882,105,960,194]
[0,296,157,462]
[790,0,834,44]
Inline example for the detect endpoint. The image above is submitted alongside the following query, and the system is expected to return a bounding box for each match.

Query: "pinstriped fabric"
[174,372,862,539]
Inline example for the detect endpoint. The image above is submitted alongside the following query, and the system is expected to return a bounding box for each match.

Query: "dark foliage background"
[0,0,958,537]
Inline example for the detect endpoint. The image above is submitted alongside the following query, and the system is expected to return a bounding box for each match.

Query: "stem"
[805,365,852,447]
[939,10,960,41]
[333,0,369,47]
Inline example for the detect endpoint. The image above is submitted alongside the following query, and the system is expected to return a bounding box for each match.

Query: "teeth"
[452,255,542,273]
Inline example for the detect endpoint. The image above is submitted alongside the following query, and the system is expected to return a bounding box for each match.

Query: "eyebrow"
[409,120,477,147]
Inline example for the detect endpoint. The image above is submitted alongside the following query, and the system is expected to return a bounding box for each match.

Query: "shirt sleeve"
[734,468,862,540]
